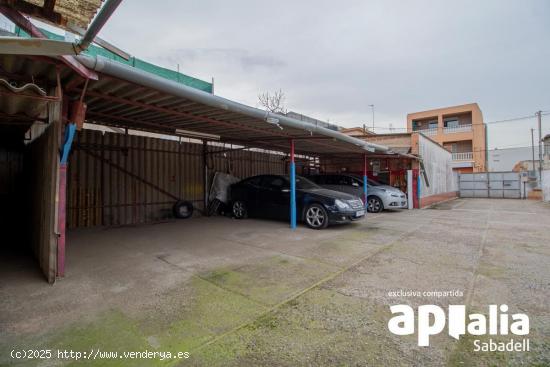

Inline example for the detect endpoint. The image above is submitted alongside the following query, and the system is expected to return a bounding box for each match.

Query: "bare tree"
[258,89,287,114]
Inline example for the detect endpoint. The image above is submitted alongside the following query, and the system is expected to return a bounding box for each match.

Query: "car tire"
[305,203,329,230]
[367,196,383,213]
[173,200,194,219]
[232,200,248,219]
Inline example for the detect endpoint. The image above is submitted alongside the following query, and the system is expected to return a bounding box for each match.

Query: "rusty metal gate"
[459,172,521,198]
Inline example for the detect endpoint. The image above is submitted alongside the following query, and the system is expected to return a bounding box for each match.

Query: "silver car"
[307,174,408,213]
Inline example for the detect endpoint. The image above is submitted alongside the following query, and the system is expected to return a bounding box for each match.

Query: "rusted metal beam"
[0,5,98,80]
[68,23,130,60]
[0,0,64,25]
[87,111,176,132]
[43,0,57,14]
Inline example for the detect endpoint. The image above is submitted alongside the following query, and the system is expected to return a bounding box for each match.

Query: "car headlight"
[334,199,351,209]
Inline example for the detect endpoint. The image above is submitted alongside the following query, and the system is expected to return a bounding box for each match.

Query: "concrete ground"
[1,198,549,366]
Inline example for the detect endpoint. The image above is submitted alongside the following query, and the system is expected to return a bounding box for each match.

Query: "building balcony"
[416,127,438,136]
[444,124,472,134]
[452,152,473,161]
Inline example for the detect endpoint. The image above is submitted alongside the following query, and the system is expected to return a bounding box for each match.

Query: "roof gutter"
[76,55,390,153]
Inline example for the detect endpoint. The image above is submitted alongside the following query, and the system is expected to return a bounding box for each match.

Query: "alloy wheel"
[368,197,382,212]
[306,206,326,228]
[232,201,246,218]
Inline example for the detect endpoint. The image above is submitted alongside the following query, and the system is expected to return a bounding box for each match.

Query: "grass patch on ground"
[199,255,338,306]
[0,277,266,367]
[187,287,411,367]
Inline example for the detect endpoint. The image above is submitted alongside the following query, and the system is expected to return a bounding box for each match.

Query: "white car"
[307,174,408,213]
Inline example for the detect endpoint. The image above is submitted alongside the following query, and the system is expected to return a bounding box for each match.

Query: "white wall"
[543,170,550,202]
[488,146,540,172]
[418,134,457,198]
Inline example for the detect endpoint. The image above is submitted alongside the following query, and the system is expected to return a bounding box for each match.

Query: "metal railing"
[417,128,438,136]
[452,152,473,161]
[444,124,472,134]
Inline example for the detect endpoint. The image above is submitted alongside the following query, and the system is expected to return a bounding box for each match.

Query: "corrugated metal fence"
[67,130,294,228]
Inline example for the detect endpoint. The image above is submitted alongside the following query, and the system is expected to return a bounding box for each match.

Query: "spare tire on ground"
[173,200,194,219]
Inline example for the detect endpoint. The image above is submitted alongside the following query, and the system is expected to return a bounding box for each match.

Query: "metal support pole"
[407,170,414,209]
[417,171,422,208]
[203,141,208,212]
[363,154,368,211]
[290,139,297,229]
[57,122,76,277]
[75,0,123,53]
[369,104,375,131]
[531,128,536,175]
[537,111,543,186]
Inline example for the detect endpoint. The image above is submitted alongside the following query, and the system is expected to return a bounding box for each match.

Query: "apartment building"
[407,103,487,173]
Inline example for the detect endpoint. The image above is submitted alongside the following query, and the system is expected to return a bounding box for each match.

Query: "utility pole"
[537,111,543,186]
[369,104,374,132]
[531,128,536,174]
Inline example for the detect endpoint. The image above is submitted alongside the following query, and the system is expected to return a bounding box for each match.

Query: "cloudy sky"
[15,0,550,148]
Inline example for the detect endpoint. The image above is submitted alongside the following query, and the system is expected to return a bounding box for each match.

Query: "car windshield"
[284,176,320,190]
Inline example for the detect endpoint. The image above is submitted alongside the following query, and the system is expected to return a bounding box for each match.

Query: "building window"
[444,118,459,128]
[413,119,438,130]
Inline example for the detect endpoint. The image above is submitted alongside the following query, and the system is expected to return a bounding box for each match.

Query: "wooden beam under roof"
[0,0,65,25]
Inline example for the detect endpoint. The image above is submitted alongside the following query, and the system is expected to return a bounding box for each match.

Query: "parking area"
[1,198,549,366]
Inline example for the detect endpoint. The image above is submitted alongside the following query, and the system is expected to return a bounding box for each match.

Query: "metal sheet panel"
[474,181,488,190]
[490,181,504,189]
[503,180,520,190]
[67,129,295,228]
[460,173,474,182]
[503,172,520,180]
[460,181,475,190]
[474,189,488,197]
[489,173,503,181]
[504,189,521,198]
[460,189,475,197]
[459,171,520,199]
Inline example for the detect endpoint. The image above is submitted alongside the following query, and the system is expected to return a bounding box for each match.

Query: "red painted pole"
[57,164,67,277]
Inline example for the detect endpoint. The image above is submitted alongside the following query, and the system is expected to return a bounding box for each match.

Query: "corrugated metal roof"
[0,54,393,158]
[0,77,48,119]
[78,74,380,156]
[12,26,213,93]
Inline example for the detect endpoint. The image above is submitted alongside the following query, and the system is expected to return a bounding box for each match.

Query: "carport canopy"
[75,55,392,157]
[71,55,403,229]
[1,53,403,232]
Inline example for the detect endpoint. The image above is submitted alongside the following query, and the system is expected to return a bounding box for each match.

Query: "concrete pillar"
[407,170,414,209]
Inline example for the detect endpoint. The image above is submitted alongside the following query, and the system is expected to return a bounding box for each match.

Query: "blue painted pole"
[290,139,297,229]
[417,171,421,208]
[60,123,76,164]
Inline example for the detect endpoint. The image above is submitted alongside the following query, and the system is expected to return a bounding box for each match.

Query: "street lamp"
[368,104,375,132]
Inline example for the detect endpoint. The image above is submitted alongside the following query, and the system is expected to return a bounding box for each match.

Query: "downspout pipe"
[75,0,123,53]
[76,55,390,153]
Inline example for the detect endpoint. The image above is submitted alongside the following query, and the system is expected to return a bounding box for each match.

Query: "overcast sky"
[18,0,550,148]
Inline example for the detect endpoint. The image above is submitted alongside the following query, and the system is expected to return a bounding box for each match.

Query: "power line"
[367,111,550,132]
